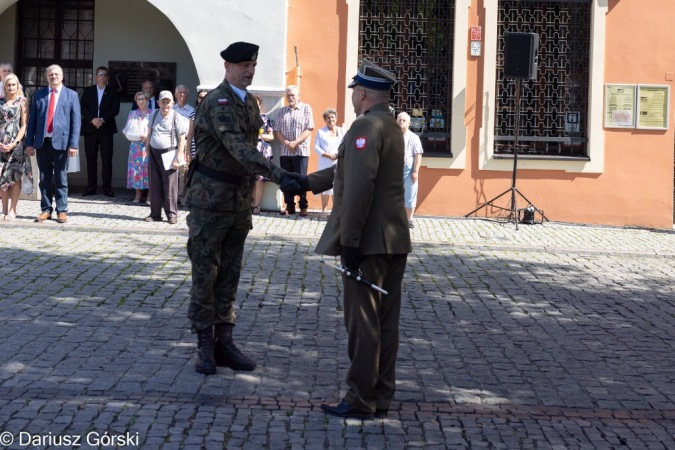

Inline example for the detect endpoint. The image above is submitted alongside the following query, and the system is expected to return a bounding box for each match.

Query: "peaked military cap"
[348,59,397,91]
[220,42,259,63]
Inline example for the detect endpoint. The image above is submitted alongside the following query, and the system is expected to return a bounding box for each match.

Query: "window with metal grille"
[359,0,455,156]
[17,0,95,98]
[495,0,591,158]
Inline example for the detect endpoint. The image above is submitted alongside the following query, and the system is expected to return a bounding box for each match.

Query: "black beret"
[220,42,259,63]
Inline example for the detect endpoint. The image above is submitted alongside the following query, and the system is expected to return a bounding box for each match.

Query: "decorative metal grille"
[495,0,591,158]
[17,0,95,98]
[359,0,455,155]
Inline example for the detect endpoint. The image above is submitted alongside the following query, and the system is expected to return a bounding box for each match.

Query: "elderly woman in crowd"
[124,91,153,202]
[313,108,344,220]
[0,74,31,220]
[143,91,188,224]
[251,94,274,215]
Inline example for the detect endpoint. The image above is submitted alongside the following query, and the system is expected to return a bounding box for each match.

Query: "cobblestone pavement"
[1,191,675,449]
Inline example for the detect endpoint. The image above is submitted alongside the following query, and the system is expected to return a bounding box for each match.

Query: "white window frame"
[479,0,607,174]
[345,0,470,170]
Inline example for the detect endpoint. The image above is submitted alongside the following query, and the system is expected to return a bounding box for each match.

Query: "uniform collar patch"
[355,136,367,150]
[218,98,228,105]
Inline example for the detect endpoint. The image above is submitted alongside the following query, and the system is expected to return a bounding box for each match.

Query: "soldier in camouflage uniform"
[185,42,300,375]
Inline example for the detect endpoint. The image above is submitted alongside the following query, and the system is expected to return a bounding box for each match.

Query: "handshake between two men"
[276,171,364,274]
[278,171,311,196]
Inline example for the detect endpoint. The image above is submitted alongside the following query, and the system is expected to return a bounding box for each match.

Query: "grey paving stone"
[1,194,675,447]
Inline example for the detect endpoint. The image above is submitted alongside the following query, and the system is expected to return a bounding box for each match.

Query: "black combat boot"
[195,326,217,375]
[214,324,257,371]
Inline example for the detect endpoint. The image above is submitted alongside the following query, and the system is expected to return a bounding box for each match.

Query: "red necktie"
[47,89,56,133]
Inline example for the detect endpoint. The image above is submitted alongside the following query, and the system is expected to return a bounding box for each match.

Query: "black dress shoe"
[103,188,115,197]
[320,400,374,420]
[82,188,96,197]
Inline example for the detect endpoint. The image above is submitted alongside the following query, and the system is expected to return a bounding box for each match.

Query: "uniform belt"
[196,164,248,185]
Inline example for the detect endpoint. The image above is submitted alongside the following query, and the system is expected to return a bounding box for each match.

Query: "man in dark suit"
[131,80,158,111]
[281,60,411,420]
[80,66,120,196]
[26,64,81,224]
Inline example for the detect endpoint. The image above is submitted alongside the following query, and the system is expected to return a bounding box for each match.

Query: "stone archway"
[0,0,17,15]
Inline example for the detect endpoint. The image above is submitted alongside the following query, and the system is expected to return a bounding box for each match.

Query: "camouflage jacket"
[185,79,286,212]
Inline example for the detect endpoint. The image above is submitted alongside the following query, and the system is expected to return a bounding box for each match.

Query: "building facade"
[0,0,672,227]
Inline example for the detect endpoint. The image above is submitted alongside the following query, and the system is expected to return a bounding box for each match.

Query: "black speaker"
[503,32,539,80]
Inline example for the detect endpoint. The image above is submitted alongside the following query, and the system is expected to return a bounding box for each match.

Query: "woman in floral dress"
[0,74,31,220]
[125,91,152,202]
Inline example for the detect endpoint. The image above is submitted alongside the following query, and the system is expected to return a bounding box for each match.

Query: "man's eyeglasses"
[97,72,108,76]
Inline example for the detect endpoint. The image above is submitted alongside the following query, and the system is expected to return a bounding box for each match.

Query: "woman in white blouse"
[313,108,344,220]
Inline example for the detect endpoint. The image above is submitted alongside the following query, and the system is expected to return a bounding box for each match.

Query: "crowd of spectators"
[0,64,423,225]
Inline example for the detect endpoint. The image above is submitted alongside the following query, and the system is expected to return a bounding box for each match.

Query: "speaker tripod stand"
[465,78,548,230]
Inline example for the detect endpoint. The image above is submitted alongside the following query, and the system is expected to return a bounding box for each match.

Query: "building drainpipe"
[294,46,301,90]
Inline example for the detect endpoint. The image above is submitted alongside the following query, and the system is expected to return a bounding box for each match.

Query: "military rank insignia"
[218,99,228,105]
[355,137,367,150]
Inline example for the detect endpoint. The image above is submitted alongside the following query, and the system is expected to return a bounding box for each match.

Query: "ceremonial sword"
[320,258,388,295]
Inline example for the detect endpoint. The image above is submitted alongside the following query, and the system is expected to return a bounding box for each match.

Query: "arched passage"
[0,0,199,188]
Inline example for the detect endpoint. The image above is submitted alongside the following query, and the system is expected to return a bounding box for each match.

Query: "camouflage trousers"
[186,206,252,333]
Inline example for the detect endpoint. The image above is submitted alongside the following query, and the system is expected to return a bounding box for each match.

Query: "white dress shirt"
[96,85,105,117]
[172,102,195,118]
[44,85,62,138]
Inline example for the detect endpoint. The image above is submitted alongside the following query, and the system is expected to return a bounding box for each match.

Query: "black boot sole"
[195,363,217,375]
[214,354,257,371]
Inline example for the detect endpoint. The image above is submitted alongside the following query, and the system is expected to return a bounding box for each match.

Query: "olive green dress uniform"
[185,80,286,333]
[309,103,412,413]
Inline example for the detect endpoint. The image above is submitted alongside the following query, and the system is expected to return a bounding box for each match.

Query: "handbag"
[20,172,33,195]
[123,112,148,141]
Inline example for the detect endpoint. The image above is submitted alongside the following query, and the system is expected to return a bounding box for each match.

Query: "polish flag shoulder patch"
[355,137,367,150]
[217,98,228,105]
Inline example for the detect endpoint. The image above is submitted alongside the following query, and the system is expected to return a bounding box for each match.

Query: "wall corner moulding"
[146,0,288,91]
[0,0,17,16]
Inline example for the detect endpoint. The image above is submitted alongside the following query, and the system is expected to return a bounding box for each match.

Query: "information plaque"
[108,61,177,103]
[636,84,670,130]
[604,84,636,129]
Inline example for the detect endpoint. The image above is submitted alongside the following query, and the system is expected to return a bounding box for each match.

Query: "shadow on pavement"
[0,232,673,415]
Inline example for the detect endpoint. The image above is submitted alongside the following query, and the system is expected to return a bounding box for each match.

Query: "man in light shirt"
[172,85,195,118]
[273,85,314,216]
[173,85,195,203]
